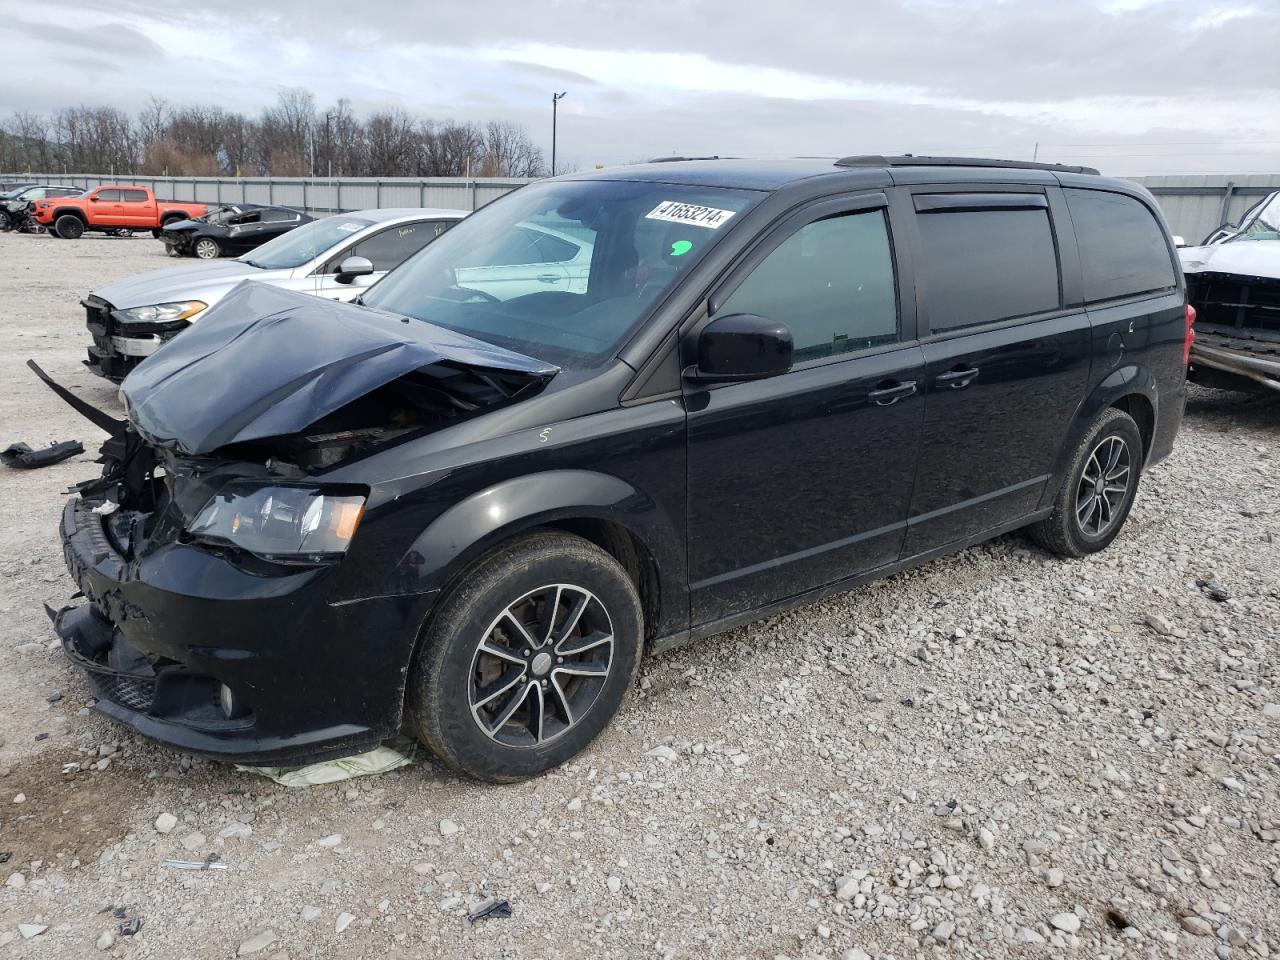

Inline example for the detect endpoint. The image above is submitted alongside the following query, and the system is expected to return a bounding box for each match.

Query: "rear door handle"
[536,273,561,283]
[936,366,979,388]
[867,380,917,405]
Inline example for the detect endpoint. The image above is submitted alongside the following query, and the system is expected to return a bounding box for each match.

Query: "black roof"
[570,155,1105,191]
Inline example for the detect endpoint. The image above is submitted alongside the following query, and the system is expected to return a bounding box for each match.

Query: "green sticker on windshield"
[670,239,693,257]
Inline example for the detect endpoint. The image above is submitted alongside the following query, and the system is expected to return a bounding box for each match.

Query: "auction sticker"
[336,222,364,233]
[645,201,736,229]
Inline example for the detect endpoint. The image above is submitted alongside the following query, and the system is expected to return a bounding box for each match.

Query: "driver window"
[713,210,899,362]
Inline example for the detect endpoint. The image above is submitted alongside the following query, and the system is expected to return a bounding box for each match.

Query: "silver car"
[83,208,466,380]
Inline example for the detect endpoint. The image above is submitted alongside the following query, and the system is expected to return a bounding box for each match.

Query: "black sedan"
[161,204,312,259]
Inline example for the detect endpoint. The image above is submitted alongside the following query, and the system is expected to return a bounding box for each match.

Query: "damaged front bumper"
[1189,332,1280,393]
[83,295,188,382]
[52,494,434,766]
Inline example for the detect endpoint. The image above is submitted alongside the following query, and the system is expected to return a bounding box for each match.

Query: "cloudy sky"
[4,0,1279,175]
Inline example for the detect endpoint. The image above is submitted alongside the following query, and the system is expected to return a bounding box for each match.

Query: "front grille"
[94,672,157,713]
[1188,273,1280,334]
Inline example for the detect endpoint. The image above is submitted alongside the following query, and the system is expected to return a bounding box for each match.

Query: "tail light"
[1183,303,1196,366]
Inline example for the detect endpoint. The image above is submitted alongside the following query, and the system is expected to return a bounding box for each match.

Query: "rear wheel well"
[544,518,660,643]
[1108,393,1154,460]
[160,212,186,225]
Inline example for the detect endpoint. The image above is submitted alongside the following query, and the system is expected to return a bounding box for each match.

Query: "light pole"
[551,91,567,177]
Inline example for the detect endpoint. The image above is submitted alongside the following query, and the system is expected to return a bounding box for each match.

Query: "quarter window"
[713,210,899,362]
[916,206,1060,333]
[1064,189,1177,302]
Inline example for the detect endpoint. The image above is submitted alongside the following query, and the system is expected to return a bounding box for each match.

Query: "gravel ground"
[0,229,1277,960]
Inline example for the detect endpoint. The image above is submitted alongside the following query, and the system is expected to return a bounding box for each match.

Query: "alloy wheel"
[195,238,219,259]
[468,583,614,748]
[1075,435,1131,538]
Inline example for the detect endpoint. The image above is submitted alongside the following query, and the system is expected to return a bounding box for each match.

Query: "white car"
[83,208,466,380]
[455,221,592,301]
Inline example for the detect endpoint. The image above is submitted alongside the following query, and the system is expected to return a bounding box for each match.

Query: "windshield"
[1231,192,1280,243]
[241,214,374,270]
[361,179,761,369]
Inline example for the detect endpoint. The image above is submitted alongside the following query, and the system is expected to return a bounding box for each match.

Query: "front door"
[684,195,926,625]
[900,188,1092,554]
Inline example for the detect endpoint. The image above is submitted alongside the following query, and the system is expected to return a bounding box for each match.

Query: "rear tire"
[1029,407,1143,558]
[407,531,643,782]
[194,237,221,259]
[54,215,84,239]
[0,210,11,231]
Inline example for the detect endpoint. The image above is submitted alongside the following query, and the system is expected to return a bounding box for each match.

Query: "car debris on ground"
[1,440,83,469]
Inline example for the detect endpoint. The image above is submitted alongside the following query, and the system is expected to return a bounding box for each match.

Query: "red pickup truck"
[32,186,208,240]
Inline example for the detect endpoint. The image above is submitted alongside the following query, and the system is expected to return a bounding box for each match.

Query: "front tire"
[55,215,85,239]
[194,237,221,259]
[0,210,11,231]
[407,531,643,782]
[1029,407,1143,557]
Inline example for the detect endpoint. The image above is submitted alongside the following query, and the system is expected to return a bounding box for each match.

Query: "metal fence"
[4,171,1277,242]
[1130,175,1280,246]
[0,173,533,214]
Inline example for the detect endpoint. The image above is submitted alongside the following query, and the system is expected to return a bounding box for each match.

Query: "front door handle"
[936,366,980,388]
[867,380,917,405]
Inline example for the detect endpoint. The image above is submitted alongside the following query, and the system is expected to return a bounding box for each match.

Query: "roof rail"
[834,154,1100,176]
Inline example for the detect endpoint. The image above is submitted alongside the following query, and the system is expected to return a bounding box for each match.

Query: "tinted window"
[341,222,438,271]
[96,189,121,202]
[261,208,298,223]
[1064,189,1176,302]
[714,210,898,361]
[917,207,1059,332]
[122,189,147,203]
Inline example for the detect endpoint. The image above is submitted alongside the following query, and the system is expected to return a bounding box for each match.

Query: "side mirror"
[1172,235,1187,248]
[687,313,793,382]
[335,255,374,284]
[88,196,99,203]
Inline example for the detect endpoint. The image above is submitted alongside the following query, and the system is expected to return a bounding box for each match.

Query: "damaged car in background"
[1180,190,1280,393]
[160,203,312,260]
[83,207,465,380]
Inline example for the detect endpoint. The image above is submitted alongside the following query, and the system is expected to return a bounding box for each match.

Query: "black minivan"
[48,156,1192,781]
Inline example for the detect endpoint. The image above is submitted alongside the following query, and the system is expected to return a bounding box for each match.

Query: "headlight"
[187,483,365,562]
[113,300,206,324]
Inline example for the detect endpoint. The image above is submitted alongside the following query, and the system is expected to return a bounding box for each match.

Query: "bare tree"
[3,87,548,180]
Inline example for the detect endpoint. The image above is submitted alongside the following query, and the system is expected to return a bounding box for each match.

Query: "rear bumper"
[52,497,435,765]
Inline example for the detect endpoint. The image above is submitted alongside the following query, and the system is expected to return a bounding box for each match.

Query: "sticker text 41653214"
[644,201,737,230]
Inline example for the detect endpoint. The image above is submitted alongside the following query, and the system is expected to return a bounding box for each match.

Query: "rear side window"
[1064,189,1176,302]
[916,206,1060,332]
[122,189,147,203]
[713,210,898,362]
[262,209,297,223]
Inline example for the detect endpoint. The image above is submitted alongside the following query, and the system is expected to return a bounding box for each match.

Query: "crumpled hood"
[120,283,559,455]
[1180,241,1280,281]
[92,259,266,309]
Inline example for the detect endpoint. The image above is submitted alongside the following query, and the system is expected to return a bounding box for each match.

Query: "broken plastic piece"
[164,855,226,871]
[467,898,512,924]
[119,918,143,936]
[235,737,417,786]
[1,440,84,469]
